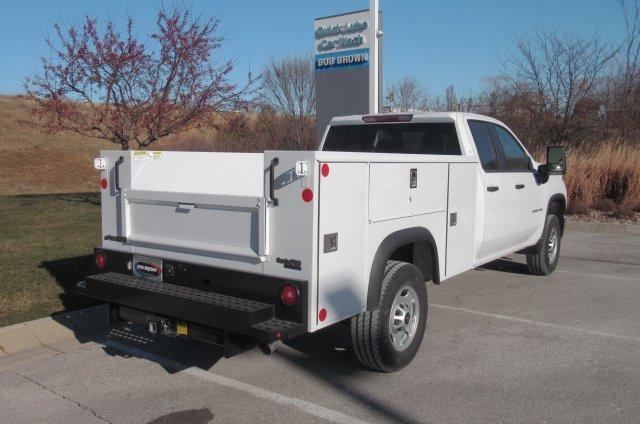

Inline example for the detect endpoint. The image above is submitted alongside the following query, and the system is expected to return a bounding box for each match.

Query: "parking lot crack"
[8,370,112,424]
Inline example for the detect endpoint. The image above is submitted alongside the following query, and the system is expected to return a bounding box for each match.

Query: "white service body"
[95,112,567,334]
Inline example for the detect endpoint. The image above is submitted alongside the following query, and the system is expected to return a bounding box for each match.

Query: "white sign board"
[314,10,371,72]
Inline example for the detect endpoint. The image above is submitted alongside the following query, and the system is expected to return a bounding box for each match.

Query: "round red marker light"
[321,163,330,177]
[95,251,107,269]
[100,178,108,189]
[302,188,313,202]
[319,308,327,322]
[280,284,299,306]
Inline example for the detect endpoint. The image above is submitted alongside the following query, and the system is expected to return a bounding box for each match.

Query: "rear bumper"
[76,272,305,342]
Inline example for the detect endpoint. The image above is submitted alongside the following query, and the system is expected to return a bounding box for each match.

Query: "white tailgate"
[106,151,268,261]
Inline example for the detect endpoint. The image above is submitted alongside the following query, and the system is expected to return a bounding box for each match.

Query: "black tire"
[526,214,561,276]
[350,261,428,372]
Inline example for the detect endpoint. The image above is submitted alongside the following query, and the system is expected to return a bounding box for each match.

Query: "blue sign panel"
[315,48,370,72]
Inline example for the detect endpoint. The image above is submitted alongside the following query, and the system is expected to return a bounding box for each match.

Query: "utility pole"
[369,0,381,114]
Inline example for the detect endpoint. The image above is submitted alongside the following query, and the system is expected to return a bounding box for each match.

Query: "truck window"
[323,122,461,155]
[491,125,531,171]
[468,121,500,171]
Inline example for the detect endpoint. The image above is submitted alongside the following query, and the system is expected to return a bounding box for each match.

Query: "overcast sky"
[0,0,626,96]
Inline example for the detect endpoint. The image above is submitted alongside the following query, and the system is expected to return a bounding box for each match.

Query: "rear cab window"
[323,122,462,155]
[468,120,500,171]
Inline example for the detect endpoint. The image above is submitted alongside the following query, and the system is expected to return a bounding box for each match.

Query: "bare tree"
[503,28,616,145]
[385,77,430,112]
[261,54,316,149]
[604,0,640,139]
[24,7,255,150]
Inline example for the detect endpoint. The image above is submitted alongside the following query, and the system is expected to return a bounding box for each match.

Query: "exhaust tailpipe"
[259,340,281,355]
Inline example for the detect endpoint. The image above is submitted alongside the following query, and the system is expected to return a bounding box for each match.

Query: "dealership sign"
[314,10,371,72]
[314,9,381,140]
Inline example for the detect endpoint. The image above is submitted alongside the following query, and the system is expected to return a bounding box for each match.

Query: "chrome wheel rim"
[388,285,419,351]
[547,226,559,263]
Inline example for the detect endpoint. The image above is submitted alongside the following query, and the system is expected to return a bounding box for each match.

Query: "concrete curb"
[0,305,107,358]
[566,219,640,235]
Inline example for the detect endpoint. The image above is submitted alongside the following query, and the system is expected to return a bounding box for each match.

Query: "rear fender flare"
[366,227,439,310]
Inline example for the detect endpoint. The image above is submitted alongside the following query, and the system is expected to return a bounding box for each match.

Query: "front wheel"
[526,214,561,276]
[350,261,428,372]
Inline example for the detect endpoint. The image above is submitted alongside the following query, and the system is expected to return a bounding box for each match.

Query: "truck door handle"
[487,186,499,192]
[515,184,525,189]
[114,156,124,192]
[269,157,279,206]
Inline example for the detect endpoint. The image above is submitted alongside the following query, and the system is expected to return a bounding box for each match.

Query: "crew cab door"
[467,120,542,259]
[489,123,545,246]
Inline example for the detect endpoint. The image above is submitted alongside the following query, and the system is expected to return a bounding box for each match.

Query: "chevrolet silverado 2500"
[77,112,567,372]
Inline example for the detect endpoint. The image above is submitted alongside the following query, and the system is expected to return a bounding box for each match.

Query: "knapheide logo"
[135,262,161,276]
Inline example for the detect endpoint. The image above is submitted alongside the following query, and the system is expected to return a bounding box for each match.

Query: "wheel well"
[366,227,439,310]
[548,195,566,235]
[388,241,436,283]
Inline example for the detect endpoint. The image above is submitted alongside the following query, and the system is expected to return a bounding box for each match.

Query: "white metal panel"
[445,163,477,277]
[365,212,448,284]
[411,163,448,216]
[317,162,369,328]
[130,151,264,197]
[369,163,411,222]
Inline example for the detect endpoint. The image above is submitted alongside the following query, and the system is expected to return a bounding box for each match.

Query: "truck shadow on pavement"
[478,257,531,275]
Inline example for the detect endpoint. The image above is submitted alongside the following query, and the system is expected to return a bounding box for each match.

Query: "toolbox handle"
[269,157,279,206]
[114,156,124,192]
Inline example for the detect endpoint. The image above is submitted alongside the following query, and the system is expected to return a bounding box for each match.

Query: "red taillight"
[302,188,313,202]
[362,114,413,123]
[100,178,108,189]
[321,163,330,177]
[280,284,299,306]
[95,251,107,269]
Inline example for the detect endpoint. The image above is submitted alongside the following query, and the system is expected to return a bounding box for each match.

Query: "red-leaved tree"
[25,7,254,149]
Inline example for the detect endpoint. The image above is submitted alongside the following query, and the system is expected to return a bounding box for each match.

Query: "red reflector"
[100,178,108,189]
[362,114,413,123]
[319,308,327,322]
[280,284,299,306]
[302,188,313,202]
[321,163,330,177]
[95,251,107,269]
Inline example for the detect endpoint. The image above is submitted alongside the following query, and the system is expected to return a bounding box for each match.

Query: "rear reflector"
[321,163,330,177]
[100,179,108,189]
[362,114,413,123]
[319,308,327,322]
[302,188,313,202]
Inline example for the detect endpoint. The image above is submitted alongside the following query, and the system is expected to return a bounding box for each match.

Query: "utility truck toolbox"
[78,112,567,371]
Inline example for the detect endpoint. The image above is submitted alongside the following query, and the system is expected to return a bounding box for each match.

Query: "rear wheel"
[350,261,428,372]
[526,214,561,276]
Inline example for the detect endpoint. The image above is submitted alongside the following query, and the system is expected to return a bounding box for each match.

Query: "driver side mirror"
[546,145,566,174]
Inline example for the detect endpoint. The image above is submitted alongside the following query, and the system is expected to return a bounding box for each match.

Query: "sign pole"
[369,0,380,114]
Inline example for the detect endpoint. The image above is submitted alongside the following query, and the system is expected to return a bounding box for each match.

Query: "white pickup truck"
[78,112,567,372]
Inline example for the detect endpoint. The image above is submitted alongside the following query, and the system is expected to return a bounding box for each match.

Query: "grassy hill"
[0,96,115,195]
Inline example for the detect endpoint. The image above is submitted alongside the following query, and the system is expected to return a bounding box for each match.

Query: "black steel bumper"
[76,272,305,342]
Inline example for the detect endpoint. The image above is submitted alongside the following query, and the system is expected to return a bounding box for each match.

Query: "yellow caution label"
[176,323,189,336]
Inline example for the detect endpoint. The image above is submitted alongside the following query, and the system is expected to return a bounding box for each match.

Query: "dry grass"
[0,96,114,195]
[533,141,640,218]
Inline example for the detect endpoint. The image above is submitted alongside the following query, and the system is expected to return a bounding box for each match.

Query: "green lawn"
[0,193,102,326]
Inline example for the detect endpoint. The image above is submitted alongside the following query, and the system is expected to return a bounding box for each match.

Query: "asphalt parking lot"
[1,229,639,424]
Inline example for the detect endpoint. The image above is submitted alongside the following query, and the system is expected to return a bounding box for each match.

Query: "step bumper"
[77,272,305,341]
